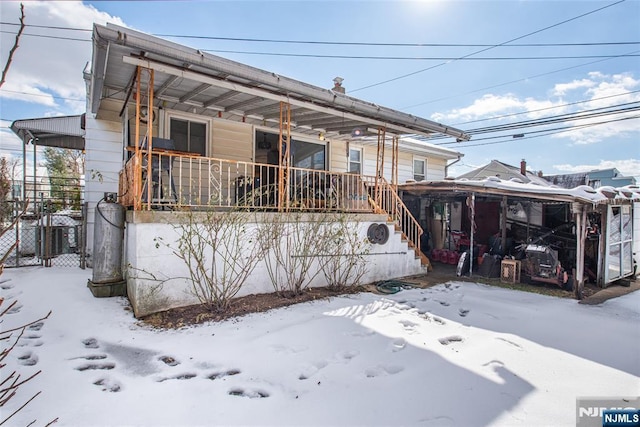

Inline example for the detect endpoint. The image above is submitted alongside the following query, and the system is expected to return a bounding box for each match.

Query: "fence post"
[14,201,20,267]
[80,201,87,269]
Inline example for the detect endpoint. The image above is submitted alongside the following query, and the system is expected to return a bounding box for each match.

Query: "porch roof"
[89,23,471,143]
[399,177,640,205]
[10,115,85,150]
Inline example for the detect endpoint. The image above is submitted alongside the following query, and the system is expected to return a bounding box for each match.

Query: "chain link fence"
[1,198,87,269]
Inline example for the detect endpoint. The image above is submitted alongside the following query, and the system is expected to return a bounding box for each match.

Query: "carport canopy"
[10,114,85,151]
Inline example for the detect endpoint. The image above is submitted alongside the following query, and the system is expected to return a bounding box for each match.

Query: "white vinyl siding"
[329,140,348,172]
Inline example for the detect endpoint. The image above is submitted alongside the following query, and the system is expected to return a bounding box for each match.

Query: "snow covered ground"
[2,266,639,426]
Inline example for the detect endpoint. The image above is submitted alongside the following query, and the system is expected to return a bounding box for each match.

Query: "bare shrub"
[258,211,333,296]
[320,214,370,290]
[162,210,267,311]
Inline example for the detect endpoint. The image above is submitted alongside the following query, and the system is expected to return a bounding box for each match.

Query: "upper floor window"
[413,158,426,181]
[169,117,207,156]
[349,147,362,174]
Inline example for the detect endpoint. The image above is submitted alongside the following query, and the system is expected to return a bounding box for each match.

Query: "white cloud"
[552,159,640,180]
[552,79,595,96]
[0,1,126,114]
[431,71,640,145]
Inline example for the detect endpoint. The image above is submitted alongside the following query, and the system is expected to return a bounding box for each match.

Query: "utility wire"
[0,30,89,42]
[2,28,636,61]
[350,0,627,92]
[449,90,640,126]
[402,50,640,110]
[2,21,638,48]
[438,114,640,147]
[198,48,639,61]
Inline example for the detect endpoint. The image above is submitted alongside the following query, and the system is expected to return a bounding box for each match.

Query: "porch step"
[387,222,432,272]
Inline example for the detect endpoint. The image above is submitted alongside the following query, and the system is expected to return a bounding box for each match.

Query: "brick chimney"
[520,159,527,176]
[332,76,345,94]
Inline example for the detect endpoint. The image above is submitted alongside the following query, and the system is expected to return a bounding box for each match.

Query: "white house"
[13,23,471,317]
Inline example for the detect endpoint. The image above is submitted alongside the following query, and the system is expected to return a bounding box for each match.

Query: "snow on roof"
[400,177,640,205]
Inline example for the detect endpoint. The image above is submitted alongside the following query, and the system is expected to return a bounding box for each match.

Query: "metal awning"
[10,115,85,150]
[90,23,471,142]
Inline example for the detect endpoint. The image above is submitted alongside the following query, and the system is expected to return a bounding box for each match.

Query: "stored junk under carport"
[399,178,639,298]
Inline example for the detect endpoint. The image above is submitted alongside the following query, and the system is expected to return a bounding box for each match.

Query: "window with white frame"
[413,158,426,181]
[349,147,362,174]
[169,117,207,156]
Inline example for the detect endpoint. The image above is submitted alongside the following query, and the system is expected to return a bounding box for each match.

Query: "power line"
[3,21,638,48]
[0,30,89,42]
[2,27,635,60]
[437,114,640,147]
[402,50,640,110]
[350,0,627,93]
[198,48,639,61]
[0,89,85,102]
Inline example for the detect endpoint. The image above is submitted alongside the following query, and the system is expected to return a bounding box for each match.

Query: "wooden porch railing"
[117,151,428,267]
[118,152,372,212]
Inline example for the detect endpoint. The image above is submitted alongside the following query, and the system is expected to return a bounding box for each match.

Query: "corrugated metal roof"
[10,115,85,150]
[400,177,640,205]
[88,23,470,145]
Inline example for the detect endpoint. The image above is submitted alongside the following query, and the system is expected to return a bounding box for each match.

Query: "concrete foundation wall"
[125,212,424,317]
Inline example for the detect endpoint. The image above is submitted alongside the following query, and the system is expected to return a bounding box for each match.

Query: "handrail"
[371,176,427,266]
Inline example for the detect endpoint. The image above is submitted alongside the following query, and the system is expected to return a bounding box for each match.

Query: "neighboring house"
[7,166,51,203]
[456,159,550,186]
[544,168,637,189]
[12,23,469,317]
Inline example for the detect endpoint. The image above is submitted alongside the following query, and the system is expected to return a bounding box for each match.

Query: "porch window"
[413,158,426,181]
[292,139,326,170]
[349,147,362,174]
[169,118,207,156]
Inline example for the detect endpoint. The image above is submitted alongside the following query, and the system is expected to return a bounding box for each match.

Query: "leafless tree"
[0,3,25,89]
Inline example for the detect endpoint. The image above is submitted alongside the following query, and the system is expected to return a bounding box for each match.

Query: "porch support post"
[572,202,586,299]
[469,192,475,275]
[134,66,141,211]
[501,196,507,254]
[374,127,386,212]
[278,101,291,212]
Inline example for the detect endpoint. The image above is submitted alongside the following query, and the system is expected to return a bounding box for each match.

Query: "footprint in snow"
[82,338,99,349]
[298,360,328,380]
[458,308,470,317]
[391,338,406,352]
[6,303,22,314]
[207,369,241,380]
[156,373,197,382]
[228,388,269,399]
[75,362,116,372]
[18,334,43,347]
[159,355,180,366]
[93,377,122,392]
[27,322,44,331]
[438,335,464,346]
[437,300,450,307]
[398,319,419,332]
[336,350,359,361]
[0,279,13,289]
[17,351,38,366]
[365,364,404,378]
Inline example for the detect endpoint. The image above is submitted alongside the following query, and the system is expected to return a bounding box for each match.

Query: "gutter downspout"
[445,156,462,178]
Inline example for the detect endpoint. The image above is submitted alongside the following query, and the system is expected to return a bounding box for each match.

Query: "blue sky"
[1,0,639,180]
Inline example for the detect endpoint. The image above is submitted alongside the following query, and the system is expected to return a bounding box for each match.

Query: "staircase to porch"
[368,178,432,271]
